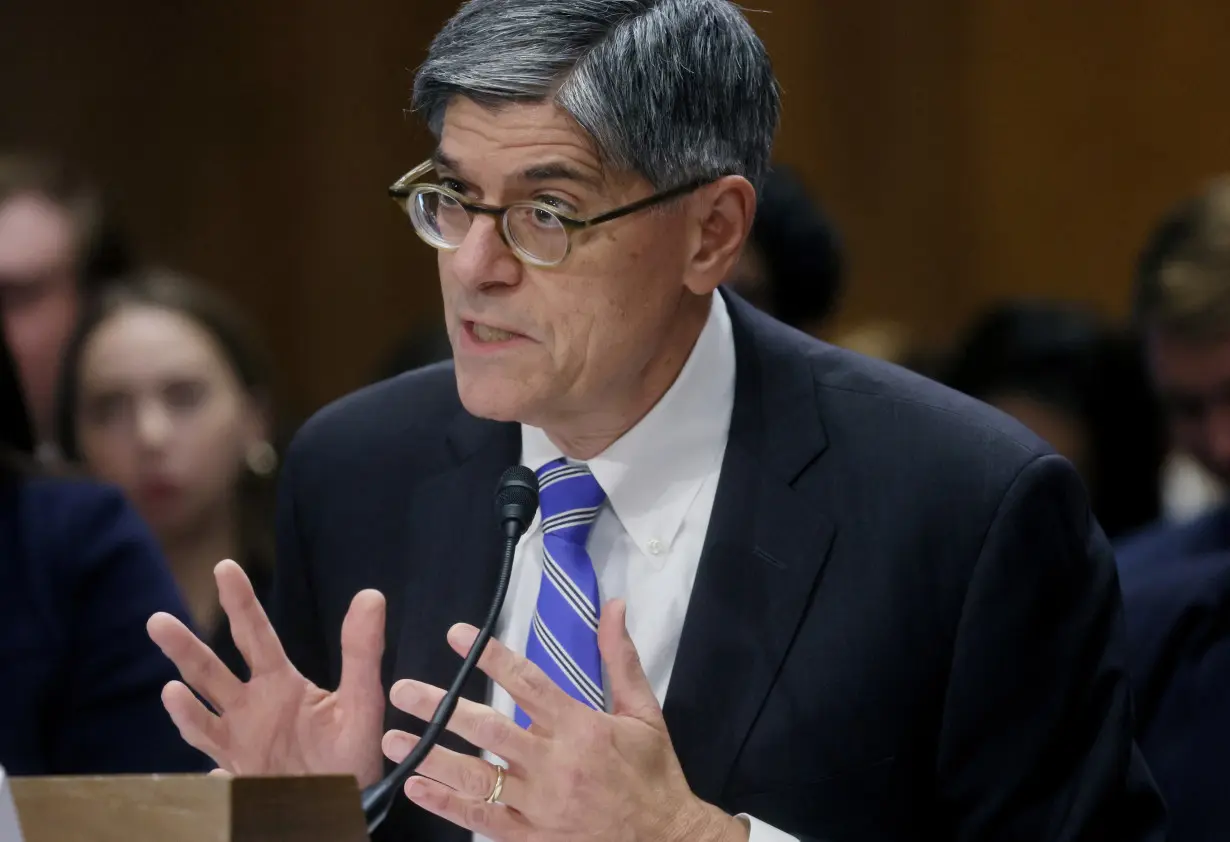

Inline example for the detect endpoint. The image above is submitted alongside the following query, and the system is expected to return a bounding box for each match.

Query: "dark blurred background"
[2,0,1226,418]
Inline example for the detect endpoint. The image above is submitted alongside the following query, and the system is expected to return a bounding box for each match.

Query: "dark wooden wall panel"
[2,0,1228,415]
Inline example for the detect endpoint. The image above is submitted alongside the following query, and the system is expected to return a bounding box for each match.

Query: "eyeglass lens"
[409,190,569,264]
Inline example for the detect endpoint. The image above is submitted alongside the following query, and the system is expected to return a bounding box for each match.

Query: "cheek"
[79,427,140,488]
[161,400,249,502]
[1172,420,1220,467]
[5,299,73,390]
[566,249,674,354]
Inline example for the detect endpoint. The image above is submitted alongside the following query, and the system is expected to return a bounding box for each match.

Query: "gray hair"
[412,0,781,190]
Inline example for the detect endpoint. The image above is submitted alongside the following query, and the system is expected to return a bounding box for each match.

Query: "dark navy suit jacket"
[274,291,1165,841]
[1118,508,1230,842]
[0,476,210,775]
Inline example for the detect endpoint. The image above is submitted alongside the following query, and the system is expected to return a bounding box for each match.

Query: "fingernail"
[405,777,427,799]
[385,732,410,757]
[394,681,420,705]
[448,624,479,650]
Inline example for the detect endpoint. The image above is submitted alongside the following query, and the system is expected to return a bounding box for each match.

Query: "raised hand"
[147,559,387,787]
[381,599,747,842]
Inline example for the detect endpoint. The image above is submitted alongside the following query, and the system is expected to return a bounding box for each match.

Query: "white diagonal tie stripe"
[537,464,588,491]
[541,505,603,534]
[542,546,599,631]
[532,614,604,710]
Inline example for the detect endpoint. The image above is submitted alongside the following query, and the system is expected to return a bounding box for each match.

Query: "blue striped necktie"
[516,458,607,727]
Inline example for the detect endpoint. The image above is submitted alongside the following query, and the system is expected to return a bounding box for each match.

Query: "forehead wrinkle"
[437,101,612,194]
[433,147,602,190]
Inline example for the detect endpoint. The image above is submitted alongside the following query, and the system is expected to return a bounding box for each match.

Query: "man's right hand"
[147,559,387,787]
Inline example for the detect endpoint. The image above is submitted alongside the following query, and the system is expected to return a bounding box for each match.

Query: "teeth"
[473,323,516,342]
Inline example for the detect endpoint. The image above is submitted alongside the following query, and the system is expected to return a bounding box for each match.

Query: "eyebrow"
[432,149,463,173]
[432,148,601,190]
[519,162,601,189]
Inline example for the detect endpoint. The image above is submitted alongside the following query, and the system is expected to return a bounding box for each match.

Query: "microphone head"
[495,465,539,537]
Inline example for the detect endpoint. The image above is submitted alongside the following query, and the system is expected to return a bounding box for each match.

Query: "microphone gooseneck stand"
[361,465,540,835]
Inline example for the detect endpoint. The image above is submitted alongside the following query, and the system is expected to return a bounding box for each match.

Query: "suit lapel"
[385,410,520,757]
[663,293,836,804]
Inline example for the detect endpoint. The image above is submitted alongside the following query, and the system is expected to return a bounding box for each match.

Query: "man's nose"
[449,214,521,293]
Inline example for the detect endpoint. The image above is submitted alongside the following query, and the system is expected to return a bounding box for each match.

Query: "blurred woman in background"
[55,269,279,679]
[943,300,1167,540]
[0,315,205,775]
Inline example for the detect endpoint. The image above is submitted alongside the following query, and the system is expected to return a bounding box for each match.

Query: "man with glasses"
[148,1,1165,841]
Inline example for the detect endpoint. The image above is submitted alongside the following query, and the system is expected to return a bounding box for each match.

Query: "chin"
[455,369,537,423]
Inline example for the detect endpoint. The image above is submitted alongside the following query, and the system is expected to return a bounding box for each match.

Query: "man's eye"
[535,195,575,214]
[440,178,468,194]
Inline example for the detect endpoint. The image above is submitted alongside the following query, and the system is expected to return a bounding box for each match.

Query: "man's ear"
[683,176,757,295]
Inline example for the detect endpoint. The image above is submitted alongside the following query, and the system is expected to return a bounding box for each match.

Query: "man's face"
[434,98,721,431]
[0,193,79,442]
[1148,329,1230,483]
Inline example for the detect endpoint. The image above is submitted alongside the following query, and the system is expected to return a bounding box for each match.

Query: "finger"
[389,679,539,764]
[208,768,234,778]
[338,590,386,710]
[162,681,229,767]
[383,730,522,805]
[597,599,663,723]
[404,776,531,839]
[148,611,243,712]
[447,623,571,728]
[215,559,288,676]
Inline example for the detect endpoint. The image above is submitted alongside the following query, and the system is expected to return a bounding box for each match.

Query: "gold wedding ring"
[485,763,506,804]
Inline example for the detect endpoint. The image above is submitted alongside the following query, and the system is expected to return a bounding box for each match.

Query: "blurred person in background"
[0,154,133,458]
[0,314,206,775]
[1119,175,1230,557]
[1115,175,1230,841]
[375,164,845,380]
[723,164,844,337]
[54,270,278,680]
[943,300,1165,540]
[829,320,947,381]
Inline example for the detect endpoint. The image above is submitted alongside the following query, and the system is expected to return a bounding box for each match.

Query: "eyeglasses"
[388,159,717,267]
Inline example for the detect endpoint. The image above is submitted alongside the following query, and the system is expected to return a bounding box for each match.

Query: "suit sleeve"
[51,485,211,773]
[271,438,332,688]
[935,454,1166,842]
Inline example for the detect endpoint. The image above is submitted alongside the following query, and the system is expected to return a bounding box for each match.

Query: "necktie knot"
[536,458,606,546]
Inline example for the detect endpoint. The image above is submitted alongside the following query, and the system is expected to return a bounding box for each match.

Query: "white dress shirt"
[475,292,797,842]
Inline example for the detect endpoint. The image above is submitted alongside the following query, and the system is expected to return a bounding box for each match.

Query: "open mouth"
[470,322,520,342]
[463,320,529,346]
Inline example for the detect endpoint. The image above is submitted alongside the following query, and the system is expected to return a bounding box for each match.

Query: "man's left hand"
[383,599,748,842]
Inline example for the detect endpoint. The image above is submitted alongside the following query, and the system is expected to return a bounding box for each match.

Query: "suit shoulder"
[19,477,137,543]
[1115,507,1230,574]
[806,341,1052,469]
[14,476,167,582]
[1116,549,1230,695]
[290,361,460,455]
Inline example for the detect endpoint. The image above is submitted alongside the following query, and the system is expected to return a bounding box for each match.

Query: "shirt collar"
[520,291,736,555]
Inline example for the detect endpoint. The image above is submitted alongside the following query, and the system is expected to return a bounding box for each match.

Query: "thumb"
[338,589,387,711]
[598,599,662,724]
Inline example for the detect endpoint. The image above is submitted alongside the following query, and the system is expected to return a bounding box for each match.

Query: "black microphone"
[360,465,539,834]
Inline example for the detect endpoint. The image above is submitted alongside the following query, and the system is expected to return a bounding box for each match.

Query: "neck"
[545,291,712,460]
[159,505,240,635]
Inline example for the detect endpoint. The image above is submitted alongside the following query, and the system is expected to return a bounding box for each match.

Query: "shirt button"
[647,539,664,556]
